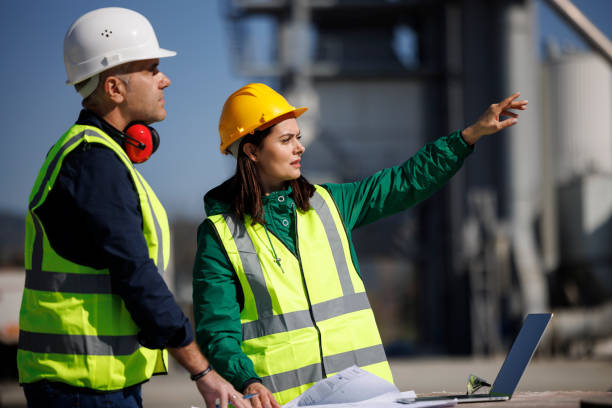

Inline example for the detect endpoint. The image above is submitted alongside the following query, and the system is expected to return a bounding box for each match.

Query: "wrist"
[190,365,213,381]
[242,378,262,392]
[461,126,478,145]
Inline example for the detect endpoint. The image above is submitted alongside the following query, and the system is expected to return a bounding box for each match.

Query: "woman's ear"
[243,142,258,162]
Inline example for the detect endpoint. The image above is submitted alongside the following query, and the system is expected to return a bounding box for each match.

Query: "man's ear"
[104,75,126,104]
[243,142,258,162]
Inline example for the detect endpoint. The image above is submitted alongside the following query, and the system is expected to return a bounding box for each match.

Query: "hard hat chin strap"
[77,75,100,99]
[228,140,241,158]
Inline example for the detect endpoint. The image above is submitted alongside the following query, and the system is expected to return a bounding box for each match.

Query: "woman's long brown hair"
[229,127,315,225]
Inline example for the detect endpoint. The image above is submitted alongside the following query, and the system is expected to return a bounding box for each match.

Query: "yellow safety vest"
[18,124,170,390]
[209,185,393,404]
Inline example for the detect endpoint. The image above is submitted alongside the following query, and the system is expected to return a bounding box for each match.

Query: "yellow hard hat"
[218,83,307,154]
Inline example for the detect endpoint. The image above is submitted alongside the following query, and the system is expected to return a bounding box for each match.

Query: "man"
[17,8,248,408]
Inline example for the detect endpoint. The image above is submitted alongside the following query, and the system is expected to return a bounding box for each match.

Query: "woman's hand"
[243,382,281,408]
[461,92,528,145]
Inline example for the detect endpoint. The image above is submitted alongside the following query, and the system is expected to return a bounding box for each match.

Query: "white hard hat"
[63,7,176,87]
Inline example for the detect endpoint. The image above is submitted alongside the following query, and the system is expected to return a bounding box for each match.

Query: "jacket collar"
[262,186,293,204]
[204,179,294,216]
[75,109,124,146]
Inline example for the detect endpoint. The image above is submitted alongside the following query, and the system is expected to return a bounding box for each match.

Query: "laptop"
[398,313,553,404]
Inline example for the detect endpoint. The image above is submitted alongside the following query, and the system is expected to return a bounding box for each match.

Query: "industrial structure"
[221,0,612,356]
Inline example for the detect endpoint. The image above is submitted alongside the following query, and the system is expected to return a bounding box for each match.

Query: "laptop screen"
[489,313,552,397]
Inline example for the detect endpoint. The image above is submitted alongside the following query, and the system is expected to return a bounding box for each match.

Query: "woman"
[193,83,527,407]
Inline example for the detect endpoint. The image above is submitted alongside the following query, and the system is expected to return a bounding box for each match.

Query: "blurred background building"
[1,0,611,384]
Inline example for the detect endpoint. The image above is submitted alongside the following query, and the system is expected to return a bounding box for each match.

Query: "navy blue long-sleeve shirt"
[36,110,193,350]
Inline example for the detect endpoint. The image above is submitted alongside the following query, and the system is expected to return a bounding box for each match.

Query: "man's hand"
[461,92,528,145]
[243,382,281,408]
[168,342,249,408]
[196,370,250,408]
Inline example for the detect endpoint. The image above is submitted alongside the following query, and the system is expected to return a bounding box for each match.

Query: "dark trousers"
[23,381,143,408]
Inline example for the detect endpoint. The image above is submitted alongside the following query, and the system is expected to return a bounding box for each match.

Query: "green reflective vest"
[18,124,170,391]
[209,185,393,404]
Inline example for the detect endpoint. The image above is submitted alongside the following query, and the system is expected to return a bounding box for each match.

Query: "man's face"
[120,58,170,125]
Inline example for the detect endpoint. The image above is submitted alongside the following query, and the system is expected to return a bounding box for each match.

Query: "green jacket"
[193,130,473,390]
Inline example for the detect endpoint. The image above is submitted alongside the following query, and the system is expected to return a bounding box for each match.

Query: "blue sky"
[0,0,610,221]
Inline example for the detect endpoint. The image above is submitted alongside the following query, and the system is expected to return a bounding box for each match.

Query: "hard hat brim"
[65,48,177,85]
[220,106,308,155]
[157,48,177,58]
[258,107,308,131]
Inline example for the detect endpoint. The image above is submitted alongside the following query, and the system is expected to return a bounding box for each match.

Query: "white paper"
[191,397,456,408]
[277,366,457,408]
[294,366,399,406]
[284,390,456,408]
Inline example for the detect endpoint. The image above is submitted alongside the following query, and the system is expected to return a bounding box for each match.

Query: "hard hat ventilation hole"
[101,29,113,38]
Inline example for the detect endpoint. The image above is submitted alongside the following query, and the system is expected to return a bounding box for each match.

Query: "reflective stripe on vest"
[18,125,170,390]
[18,330,139,356]
[210,186,393,404]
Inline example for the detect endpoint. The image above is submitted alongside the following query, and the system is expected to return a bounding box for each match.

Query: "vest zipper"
[293,209,327,379]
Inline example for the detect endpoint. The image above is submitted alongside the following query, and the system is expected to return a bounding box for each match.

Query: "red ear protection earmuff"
[123,122,160,163]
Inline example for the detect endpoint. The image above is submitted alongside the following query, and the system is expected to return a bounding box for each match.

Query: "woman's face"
[245,117,305,193]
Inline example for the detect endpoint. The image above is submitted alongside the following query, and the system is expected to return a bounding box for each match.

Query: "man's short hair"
[76,62,134,109]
